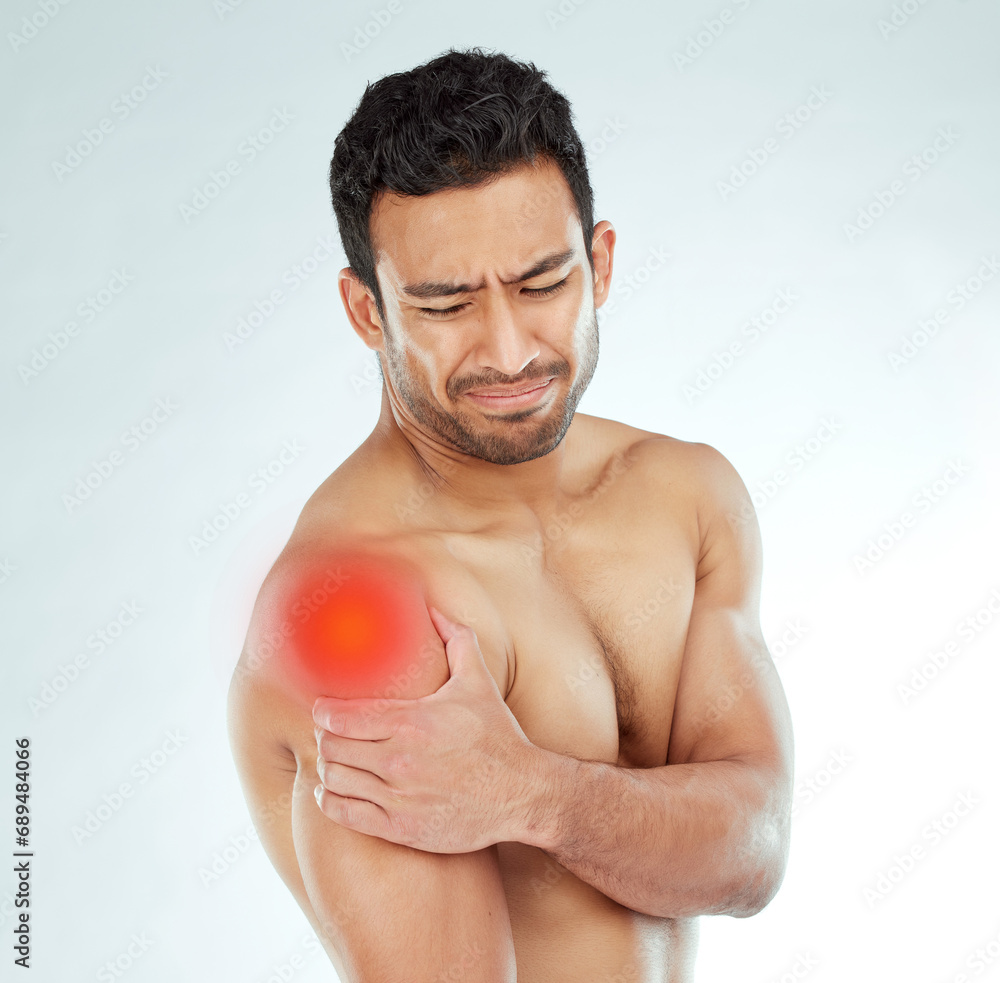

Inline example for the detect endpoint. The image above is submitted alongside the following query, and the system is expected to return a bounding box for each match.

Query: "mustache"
[448,360,570,399]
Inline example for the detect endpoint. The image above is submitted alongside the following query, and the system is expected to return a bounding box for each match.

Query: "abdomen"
[496,841,699,983]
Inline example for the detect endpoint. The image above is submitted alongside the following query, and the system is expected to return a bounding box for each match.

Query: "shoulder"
[631,438,759,565]
[227,525,439,747]
[576,419,759,574]
[231,529,443,694]
[632,437,749,509]
[580,413,750,515]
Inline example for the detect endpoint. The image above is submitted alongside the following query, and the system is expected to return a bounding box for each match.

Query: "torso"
[242,413,705,983]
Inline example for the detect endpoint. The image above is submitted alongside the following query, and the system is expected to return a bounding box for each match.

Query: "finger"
[314,784,396,841]
[315,730,371,771]
[316,755,384,800]
[432,617,484,681]
[313,697,393,737]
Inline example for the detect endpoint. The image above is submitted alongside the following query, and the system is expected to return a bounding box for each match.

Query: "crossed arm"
[311,443,795,921]
[520,445,795,919]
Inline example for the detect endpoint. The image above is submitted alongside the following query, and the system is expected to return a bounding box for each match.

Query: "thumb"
[428,606,484,680]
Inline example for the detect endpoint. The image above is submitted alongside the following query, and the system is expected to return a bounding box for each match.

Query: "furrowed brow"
[402,248,575,299]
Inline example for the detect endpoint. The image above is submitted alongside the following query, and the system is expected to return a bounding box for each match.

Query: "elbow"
[662,844,788,920]
[730,861,785,918]
[729,762,792,917]
[729,829,790,918]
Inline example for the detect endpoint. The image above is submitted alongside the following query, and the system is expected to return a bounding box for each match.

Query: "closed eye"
[524,277,569,298]
[419,276,570,318]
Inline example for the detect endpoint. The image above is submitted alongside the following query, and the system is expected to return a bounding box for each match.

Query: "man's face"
[366,158,604,466]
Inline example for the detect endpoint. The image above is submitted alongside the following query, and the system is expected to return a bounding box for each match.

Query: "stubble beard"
[381,311,599,466]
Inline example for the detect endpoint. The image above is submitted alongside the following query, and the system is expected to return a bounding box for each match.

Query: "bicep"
[230,546,518,983]
[291,770,516,983]
[667,445,793,781]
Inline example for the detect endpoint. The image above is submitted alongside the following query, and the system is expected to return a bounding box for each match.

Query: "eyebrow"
[401,248,576,299]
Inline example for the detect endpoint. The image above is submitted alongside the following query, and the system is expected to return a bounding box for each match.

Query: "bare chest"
[445,521,696,771]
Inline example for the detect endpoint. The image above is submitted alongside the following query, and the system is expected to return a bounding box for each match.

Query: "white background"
[2,0,998,980]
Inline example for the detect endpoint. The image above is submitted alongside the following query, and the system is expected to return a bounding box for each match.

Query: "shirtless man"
[227,48,794,983]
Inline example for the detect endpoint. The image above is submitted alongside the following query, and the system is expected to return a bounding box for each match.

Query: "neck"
[371,386,575,518]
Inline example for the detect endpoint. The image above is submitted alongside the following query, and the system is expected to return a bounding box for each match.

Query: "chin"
[454,403,576,466]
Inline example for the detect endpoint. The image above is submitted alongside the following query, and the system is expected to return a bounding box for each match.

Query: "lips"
[465,377,553,398]
[461,376,556,411]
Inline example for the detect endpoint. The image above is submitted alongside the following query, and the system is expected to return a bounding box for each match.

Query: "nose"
[473,292,540,377]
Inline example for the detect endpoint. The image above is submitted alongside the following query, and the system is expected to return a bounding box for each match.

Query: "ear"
[590,220,616,310]
[339,268,386,353]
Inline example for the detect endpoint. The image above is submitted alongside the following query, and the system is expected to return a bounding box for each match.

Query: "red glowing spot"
[280,552,431,698]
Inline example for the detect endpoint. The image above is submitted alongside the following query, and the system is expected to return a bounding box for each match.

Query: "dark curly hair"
[329,46,595,324]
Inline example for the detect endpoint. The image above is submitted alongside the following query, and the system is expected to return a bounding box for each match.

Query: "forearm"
[520,747,789,919]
